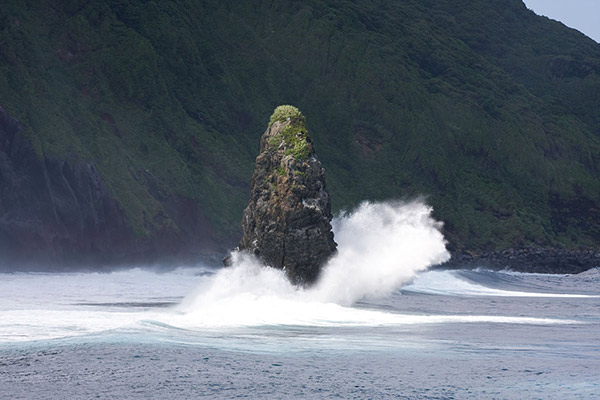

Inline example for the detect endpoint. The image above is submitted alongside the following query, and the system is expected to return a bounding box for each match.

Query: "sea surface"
[1,202,599,399]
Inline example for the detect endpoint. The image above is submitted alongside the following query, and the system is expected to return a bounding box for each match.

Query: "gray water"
[1,267,599,399]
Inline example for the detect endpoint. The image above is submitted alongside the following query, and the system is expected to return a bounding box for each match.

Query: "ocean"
[1,202,598,399]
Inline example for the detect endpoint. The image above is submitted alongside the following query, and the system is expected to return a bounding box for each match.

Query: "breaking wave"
[3,201,589,344]
[403,269,600,298]
[174,201,450,327]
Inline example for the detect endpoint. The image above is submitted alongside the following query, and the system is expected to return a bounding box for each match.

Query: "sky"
[523,0,600,43]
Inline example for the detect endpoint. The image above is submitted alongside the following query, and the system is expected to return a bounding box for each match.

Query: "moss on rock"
[268,105,306,128]
[267,106,312,161]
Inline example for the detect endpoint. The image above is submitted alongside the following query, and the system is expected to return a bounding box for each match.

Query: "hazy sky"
[523,0,600,43]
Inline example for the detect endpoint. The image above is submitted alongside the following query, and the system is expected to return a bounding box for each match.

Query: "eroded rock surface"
[237,106,337,284]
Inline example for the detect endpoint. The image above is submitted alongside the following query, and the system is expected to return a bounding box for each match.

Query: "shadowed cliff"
[0,106,220,269]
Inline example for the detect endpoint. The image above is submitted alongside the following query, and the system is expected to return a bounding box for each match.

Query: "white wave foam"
[404,270,600,298]
[169,256,578,328]
[173,201,451,328]
[0,268,203,343]
[311,201,450,305]
[3,201,589,344]
[170,295,578,328]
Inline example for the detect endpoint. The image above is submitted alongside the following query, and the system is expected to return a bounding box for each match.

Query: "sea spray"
[177,253,306,326]
[177,201,450,326]
[311,201,450,305]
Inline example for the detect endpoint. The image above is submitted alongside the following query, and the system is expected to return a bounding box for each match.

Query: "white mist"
[311,201,450,305]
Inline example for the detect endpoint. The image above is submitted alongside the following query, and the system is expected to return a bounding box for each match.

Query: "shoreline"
[439,248,600,274]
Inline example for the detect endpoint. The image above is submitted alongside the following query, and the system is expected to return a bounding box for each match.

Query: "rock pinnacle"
[236,105,337,284]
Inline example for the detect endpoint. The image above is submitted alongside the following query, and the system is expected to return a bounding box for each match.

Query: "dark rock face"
[238,107,337,284]
[0,106,220,270]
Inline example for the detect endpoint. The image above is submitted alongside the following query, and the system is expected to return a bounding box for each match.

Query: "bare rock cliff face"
[238,106,337,284]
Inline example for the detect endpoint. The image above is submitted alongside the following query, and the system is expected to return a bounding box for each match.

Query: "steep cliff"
[0,106,219,270]
[238,106,337,284]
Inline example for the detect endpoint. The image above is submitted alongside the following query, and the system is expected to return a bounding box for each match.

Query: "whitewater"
[1,201,599,399]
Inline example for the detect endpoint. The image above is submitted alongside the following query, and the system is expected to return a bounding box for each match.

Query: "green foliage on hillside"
[1,0,599,251]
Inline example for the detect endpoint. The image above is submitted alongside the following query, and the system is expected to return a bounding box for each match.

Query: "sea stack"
[237,105,337,284]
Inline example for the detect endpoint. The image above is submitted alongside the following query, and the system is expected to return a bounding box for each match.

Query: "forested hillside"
[1,0,599,267]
